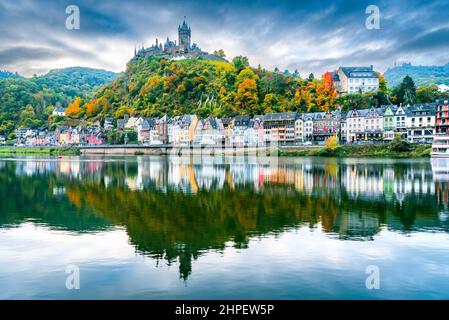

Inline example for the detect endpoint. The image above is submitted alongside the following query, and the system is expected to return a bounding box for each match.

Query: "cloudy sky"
[1,0,448,77]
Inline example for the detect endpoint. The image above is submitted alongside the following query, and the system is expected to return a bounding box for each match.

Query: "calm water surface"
[0,155,449,299]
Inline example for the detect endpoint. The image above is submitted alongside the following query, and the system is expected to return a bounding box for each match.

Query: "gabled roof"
[405,103,436,116]
[346,107,384,118]
[339,66,378,78]
[264,112,298,121]
[54,106,66,113]
[221,117,233,126]
[234,115,251,127]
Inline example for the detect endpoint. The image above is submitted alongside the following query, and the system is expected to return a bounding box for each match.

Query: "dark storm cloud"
[0,0,448,76]
[0,47,62,65]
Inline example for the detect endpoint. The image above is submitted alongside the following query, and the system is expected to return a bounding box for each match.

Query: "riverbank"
[0,146,80,156]
[279,144,432,158]
[0,144,433,158]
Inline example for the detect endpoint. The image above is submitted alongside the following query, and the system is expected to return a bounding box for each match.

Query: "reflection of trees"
[0,164,110,231]
[0,159,447,279]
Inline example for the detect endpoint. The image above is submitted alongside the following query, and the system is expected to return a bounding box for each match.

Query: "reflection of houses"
[333,211,380,240]
[342,165,384,201]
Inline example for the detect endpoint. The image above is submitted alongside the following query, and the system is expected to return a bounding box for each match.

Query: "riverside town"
[5,18,449,158]
[2,2,449,305]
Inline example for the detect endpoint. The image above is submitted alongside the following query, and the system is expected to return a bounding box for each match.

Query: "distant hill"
[0,67,118,138]
[36,67,117,91]
[0,70,21,79]
[384,63,449,88]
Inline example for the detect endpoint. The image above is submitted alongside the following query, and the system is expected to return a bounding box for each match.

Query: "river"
[0,155,448,299]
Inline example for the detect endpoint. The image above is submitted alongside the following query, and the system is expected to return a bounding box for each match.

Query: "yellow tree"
[377,72,387,92]
[325,135,339,152]
[66,97,82,119]
[115,105,131,119]
[236,78,259,115]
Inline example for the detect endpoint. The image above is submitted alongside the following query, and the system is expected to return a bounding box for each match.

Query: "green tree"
[262,93,279,113]
[213,49,226,58]
[308,73,315,82]
[19,105,40,128]
[416,84,439,103]
[389,134,412,152]
[232,56,249,72]
[393,75,416,105]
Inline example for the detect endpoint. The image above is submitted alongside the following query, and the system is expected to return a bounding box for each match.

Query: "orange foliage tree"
[315,72,337,111]
[65,97,82,119]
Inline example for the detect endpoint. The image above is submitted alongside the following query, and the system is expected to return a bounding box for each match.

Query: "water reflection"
[1,156,449,280]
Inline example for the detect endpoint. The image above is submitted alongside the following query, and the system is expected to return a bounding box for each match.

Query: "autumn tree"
[325,135,339,152]
[377,72,387,92]
[236,78,259,115]
[262,93,279,113]
[115,105,131,119]
[66,97,82,119]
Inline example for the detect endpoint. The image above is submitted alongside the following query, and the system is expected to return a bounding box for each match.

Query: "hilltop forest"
[0,67,117,139]
[65,56,341,121]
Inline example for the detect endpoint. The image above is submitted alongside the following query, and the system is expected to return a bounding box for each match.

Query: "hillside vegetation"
[0,70,21,79]
[69,56,338,120]
[0,67,118,138]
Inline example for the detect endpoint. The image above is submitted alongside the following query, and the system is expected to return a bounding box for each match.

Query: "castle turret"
[178,16,191,51]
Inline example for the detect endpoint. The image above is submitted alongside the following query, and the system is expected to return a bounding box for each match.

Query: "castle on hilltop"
[133,17,206,61]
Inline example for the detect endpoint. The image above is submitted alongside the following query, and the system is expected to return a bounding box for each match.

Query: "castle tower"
[178,17,191,51]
